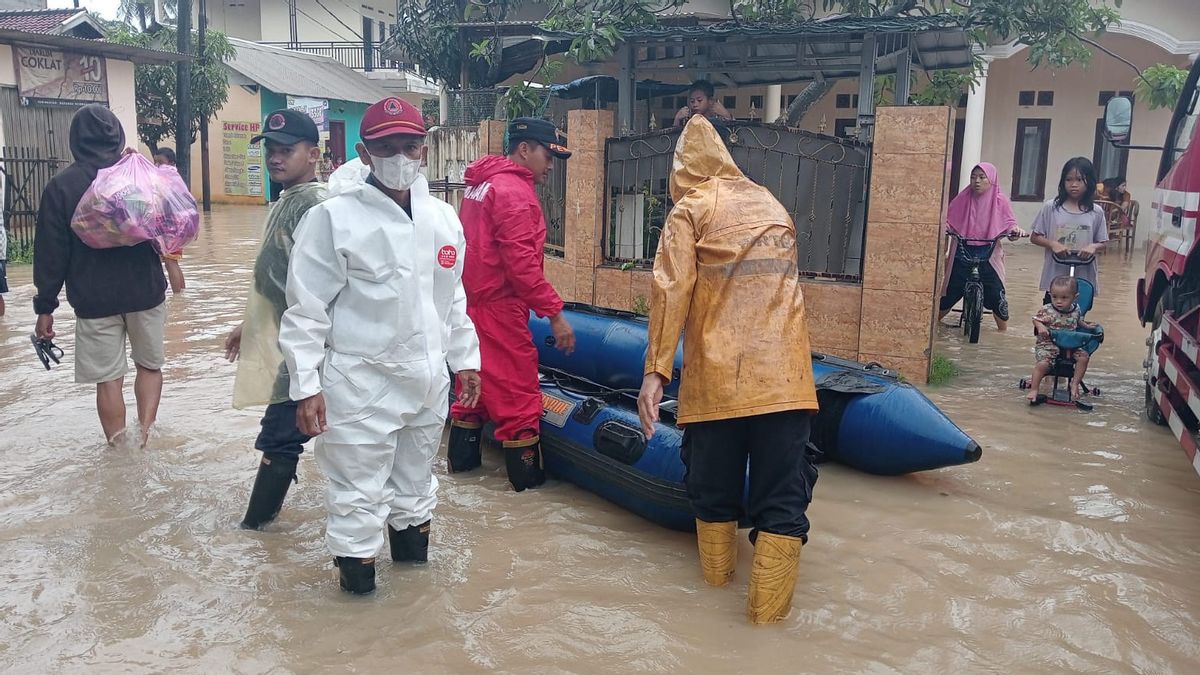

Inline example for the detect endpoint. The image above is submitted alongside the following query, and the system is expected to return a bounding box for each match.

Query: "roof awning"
[439,14,973,89]
[548,76,690,103]
[0,28,187,64]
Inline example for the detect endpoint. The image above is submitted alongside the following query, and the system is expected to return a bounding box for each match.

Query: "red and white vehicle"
[1106,58,1200,475]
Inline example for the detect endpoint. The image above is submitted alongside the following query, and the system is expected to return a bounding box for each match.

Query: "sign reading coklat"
[15,46,109,107]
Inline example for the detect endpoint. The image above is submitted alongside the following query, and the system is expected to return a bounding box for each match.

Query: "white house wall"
[981,32,1192,238]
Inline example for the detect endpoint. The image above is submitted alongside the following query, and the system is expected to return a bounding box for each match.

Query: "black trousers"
[939,252,1009,321]
[254,400,311,461]
[681,410,817,542]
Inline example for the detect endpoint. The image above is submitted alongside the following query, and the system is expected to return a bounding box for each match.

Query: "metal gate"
[1,86,74,253]
[0,87,74,159]
[2,146,65,251]
[603,121,870,281]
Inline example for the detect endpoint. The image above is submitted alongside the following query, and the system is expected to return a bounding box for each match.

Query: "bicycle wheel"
[964,283,983,344]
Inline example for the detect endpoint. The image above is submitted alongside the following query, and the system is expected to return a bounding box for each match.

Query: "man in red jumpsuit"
[449,118,576,491]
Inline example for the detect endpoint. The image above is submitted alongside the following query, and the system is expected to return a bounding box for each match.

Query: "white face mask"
[369,152,422,190]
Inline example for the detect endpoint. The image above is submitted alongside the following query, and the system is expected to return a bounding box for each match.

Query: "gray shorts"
[74,302,167,384]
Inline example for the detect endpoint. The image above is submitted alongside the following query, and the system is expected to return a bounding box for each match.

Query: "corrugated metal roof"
[225,38,390,104]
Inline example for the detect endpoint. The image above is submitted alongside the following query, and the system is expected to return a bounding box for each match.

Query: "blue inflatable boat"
[522,304,980,531]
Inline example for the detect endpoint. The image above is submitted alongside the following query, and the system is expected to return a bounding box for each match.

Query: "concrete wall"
[106,59,138,147]
[0,45,138,153]
[538,107,952,383]
[254,0,395,44]
[176,82,266,205]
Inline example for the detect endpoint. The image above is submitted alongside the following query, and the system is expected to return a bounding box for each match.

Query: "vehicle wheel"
[965,286,983,344]
[1143,283,1200,426]
[1145,380,1167,425]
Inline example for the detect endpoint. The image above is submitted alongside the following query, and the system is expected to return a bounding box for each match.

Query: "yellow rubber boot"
[695,519,737,586]
[746,532,803,624]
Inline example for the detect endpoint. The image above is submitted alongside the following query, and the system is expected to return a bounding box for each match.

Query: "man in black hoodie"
[33,105,168,445]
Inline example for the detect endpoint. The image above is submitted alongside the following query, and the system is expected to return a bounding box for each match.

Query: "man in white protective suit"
[279,97,482,595]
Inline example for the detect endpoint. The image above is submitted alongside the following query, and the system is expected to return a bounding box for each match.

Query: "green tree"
[116,0,178,32]
[1135,64,1190,111]
[394,0,684,89]
[107,24,234,151]
[395,0,521,90]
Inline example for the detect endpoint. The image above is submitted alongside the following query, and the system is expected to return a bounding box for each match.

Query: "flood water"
[2,206,1199,673]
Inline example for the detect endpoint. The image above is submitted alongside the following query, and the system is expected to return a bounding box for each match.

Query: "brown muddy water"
[1,206,1198,673]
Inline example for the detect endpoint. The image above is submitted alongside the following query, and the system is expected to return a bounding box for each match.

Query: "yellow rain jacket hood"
[645,115,818,424]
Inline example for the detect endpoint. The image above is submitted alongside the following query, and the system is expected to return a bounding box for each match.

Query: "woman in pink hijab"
[938,163,1026,331]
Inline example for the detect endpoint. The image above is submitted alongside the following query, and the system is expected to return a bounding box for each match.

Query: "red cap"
[360,97,426,140]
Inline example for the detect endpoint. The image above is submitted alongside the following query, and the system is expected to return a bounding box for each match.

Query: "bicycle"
[946,230,1023,344]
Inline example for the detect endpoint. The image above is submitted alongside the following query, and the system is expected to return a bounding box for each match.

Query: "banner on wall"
[222,121,264,197]
[287,96,329,132]
[15,46,108,107]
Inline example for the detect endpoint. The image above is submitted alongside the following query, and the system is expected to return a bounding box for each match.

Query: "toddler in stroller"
[1022,265,1104,410]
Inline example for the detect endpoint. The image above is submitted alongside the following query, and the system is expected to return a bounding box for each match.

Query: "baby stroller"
[1019,251,1105,411]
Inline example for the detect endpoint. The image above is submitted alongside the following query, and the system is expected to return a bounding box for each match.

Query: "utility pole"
[288,0,298,46]
[362,17,373,72]
[198,0,211,212]
[175,0,192,187]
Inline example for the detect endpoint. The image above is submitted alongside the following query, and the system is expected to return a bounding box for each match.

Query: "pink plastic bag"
[70,152,200,255]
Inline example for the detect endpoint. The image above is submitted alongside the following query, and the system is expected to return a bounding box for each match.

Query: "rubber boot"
[239,454,298,530]
[446,420,482,473]
[695,519,737,587]
[334,557,376,595]
[503,436,545,492]
[388,520,430,563]
[746,532,803,625]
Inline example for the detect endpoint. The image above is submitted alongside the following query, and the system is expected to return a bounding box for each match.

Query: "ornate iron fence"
[603,122,870,281]
[260,41,410,72]
[538,116,567,257]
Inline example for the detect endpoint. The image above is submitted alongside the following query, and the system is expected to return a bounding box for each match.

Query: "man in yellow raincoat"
[637,115,820,625]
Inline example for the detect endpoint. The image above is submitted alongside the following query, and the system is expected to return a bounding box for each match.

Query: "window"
[1037,91,1054,106]
[676,96,687,108]
[787,94,797,106]
[1018,90,1035,106]
[1168,83,1198,166]
[957,93,967,108]
[1011,119,1052,201]
[834,118,857,139]
[1093,118,1129,181]
[750,95,764,110]
[378,20,385,41]
[661,97,675,109]
[1098,90,1115,106]
[723,96,737,110]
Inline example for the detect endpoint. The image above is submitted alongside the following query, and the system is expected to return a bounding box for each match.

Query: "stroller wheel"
[1092,386,1101,396]
[1018,379,1030,390]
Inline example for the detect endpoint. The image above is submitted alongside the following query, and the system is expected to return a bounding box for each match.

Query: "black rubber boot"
[239,454,298,530]
[388,520,430,563]
[446,420,482,473]
[335,557,376,595]
[503,437,546,492]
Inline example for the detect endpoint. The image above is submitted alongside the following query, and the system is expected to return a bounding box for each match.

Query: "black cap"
[507,117,570,159]
[252,108,319,146]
